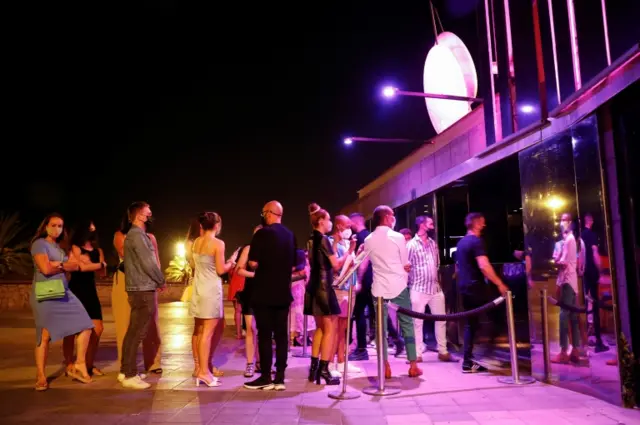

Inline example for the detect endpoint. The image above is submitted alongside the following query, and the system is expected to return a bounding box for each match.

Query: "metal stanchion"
[292,315,310,358]
[498,291,536,385]
[363,297,401,396]
[329,284,361,400]
[287,306,292,353]
[540,289,551,383]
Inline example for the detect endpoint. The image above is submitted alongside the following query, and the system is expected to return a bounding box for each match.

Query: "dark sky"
[3,0,638,266]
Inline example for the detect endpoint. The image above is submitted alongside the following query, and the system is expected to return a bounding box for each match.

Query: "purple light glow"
[344,138,353,145]
[520,104,535,113]
[382,86,397,98]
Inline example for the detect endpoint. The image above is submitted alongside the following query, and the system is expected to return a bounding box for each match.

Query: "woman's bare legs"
[320,316,338,361]
[208,320,225,375]
[35,328,51,386]
[336,317,348,363]
[312,316,324,358]
[62,334,75,371]
[244,315,258,363]
[87,319,104,373]
[192,318,202,376]
[73,328,92,379]
[197,318,218,382]
[233,301,242,339]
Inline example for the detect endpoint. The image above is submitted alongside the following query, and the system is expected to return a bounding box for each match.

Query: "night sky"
[3,0,638,266]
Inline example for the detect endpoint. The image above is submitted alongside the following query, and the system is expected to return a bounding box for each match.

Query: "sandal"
[35,380,49,391]
[67,363,92,384]
[91,367,105,376]
[244,363,255,378]
[212,366,224,377]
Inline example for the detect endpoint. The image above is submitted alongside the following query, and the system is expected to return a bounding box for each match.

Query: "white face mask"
[341,228,352,239]
[390,217,397,230]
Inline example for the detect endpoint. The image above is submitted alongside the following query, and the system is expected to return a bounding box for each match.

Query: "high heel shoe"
[195,375,220,387]
[308,357,319,382]
[67,363,92,384]
[315,360,340,386]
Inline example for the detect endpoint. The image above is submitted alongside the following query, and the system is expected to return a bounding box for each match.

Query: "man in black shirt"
[244,201,297,391]
[582,213,608,352]
[348,213,375,361]
[456,213,508,373]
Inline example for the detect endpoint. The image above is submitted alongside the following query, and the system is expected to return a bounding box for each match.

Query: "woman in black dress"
[305,203,354,385]
[63,220,107,376]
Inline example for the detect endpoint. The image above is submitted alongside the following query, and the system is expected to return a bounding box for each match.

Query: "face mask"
[88,230,97,242]
[46,226,62,238]
[341,228,352,239]
[390,217,397,230]
[260,216,268,227]
[326,221,333,233]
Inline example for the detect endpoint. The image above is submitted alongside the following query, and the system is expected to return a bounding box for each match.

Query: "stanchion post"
[287,306,291,353]
[541,288,551,382]
[498,291,536,385]
[292,315,310,358]
[329,283,361,400]
[363,297,401,396]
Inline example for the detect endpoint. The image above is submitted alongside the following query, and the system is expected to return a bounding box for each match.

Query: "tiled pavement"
[1,302,638,425]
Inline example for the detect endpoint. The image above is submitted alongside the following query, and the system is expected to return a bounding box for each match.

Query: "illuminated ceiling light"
[520,104,535,113]
[423,32,478,134]
[343,138,353,145]
[382,86,397,98]
[545,196,565,210]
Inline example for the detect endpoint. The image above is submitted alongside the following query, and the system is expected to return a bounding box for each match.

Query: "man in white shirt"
[407,215,453,362]
[361,205,423,378]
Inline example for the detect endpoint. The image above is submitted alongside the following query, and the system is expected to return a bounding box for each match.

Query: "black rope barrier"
[547,296,614,314]
[388,296,506,322]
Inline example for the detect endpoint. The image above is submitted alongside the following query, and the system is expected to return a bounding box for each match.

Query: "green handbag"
[35,279,66,301]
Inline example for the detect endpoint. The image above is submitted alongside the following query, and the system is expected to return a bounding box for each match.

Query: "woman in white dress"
[190,212,235,387]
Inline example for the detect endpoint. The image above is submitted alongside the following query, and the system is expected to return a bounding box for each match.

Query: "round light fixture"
[423,32,478,134]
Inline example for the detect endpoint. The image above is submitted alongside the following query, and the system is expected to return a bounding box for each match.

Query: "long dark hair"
[187,216,202,242]
[119,210,132,235]
[70,219,99,249]
[31,212,67,245]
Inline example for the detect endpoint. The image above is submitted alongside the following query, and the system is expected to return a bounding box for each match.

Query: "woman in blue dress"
[30,213,95,391]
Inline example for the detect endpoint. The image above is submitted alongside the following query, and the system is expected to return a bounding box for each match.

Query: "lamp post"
[344,136,432,145]
[382,86,483,103]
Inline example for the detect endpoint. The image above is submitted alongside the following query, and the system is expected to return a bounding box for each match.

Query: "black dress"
[68,247,103,320]
[304,230,341,316]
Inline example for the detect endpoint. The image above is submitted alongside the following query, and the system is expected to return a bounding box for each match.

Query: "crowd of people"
[35,198,597,392]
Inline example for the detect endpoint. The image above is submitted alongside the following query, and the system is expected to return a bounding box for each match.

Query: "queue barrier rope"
[388,296,506,322]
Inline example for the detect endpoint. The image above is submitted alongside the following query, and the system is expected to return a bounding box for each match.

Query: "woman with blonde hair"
[305,203,354,385]
[30,213,95,390]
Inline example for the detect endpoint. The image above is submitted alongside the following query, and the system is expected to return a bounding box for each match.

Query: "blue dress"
[30,238,94,346]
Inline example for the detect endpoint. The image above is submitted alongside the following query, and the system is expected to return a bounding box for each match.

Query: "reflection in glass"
[519,113,620,404]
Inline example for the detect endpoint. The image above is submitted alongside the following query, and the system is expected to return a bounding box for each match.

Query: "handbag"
[35,279,66,301]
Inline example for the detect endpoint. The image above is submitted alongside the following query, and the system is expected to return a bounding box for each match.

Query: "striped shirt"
[407,235,440,294]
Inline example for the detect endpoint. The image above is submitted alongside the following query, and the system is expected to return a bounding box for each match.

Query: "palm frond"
[0,212,32,277]
[164,255,192,283]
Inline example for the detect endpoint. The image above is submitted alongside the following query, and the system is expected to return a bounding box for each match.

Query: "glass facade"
[519,114,621,404]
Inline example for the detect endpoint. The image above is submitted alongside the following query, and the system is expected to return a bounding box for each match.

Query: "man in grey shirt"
[120,201,165,389]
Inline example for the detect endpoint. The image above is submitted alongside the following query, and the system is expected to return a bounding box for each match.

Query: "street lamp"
[176,242,186,258]
[343,136,432,145]
[381,86,483,103]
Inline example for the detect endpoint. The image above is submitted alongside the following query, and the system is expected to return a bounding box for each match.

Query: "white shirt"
[556,232,579,293]
[364,226,409,299]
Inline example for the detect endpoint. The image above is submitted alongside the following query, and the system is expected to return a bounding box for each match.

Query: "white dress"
[189,253,223,319]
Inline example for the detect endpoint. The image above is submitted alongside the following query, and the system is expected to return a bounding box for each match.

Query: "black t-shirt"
[456,234,487,294]
[581,228,599,276]
[356,229,373,289]
[248,223,297,307]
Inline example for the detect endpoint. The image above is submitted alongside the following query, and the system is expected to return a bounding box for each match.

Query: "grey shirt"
[124,225,165,292]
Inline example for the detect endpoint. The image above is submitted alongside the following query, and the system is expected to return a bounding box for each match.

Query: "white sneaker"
[117,373,147,383]
[121,375,151,389]
[337,362,361,374]
[328,363,342,378]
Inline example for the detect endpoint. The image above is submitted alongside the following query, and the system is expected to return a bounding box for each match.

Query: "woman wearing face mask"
[30,213,95,391]
[305,203,354,385]
[63,220,107,377]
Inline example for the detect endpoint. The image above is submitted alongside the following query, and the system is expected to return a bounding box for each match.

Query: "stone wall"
[0,280,187,311]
